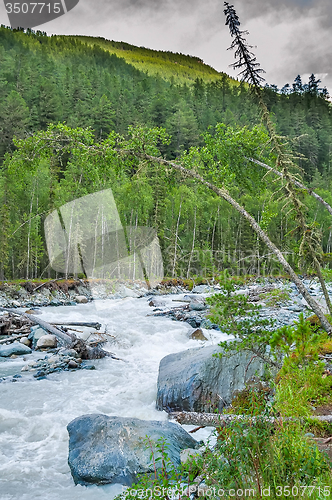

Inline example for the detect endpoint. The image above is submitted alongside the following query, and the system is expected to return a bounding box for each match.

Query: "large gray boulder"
[0,342,32,357]
[67,414,199,486]
[156,345,265,413]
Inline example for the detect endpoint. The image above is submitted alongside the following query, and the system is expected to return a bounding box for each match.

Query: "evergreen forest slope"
[72,36,231,84]
[0,26,332,281]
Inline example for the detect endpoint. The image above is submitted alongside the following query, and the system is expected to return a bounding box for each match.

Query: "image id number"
[5,3,62,14]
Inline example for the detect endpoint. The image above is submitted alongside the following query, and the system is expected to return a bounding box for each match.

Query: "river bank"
[1,276,332,498]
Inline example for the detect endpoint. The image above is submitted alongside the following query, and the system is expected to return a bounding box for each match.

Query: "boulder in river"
[192,285,213,294]
[36,334,57,349]
[19,337,31,347]
[75,295,88,304]
[0,342,32,357]
[156,344,265,413]
[67,414,199,486]
[188,328,208,341]
[28,326,48,348]
[189,300,206,311]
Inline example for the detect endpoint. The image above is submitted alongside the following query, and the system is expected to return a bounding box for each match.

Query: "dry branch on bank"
[169,411,332,427]
[0,307,112,360]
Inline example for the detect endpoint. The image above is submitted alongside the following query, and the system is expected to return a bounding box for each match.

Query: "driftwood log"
[50,322,102,330]
[0,307,112,360]
[169,411,332,427]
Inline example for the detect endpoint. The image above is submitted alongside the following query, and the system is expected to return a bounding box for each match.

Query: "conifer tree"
[224,1,332,317]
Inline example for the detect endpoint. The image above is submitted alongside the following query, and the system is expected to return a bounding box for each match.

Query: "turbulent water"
[0,295,227,500]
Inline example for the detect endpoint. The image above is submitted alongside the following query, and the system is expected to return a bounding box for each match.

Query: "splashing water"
[0,295,227,500]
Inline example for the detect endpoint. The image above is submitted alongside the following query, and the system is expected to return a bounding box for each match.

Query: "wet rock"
[156,344,265,413]
[58,348,80,358]
[50,298,62,306]
[192,285,213,294]
[189,329,208,341]
[28,326,48,348]
[184,313,202,328]
[11,300,21,307]
[0,342,32,357]
[200,319,214,329]
[115,285,140,299]
[180,447,204,464]
[287,304,303,312]
[19,337,31,347]
[75,295,88,304]
[36,334,57,349]
[67,414,199,486]
[25,309,42,315]
[21,353,83,377]
[189,300,206,311]
[149,298,166,307]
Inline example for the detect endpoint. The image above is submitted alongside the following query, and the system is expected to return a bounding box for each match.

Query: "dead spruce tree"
[224,1,332,316]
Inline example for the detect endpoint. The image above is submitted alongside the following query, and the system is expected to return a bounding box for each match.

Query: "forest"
[0,25,332,281]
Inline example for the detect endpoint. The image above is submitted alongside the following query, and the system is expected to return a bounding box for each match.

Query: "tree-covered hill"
[72,36,233,84]
[0,25,331,177]
[1,26,332,281]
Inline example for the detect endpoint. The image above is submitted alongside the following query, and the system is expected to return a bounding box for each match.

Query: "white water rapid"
[0,295,227,500]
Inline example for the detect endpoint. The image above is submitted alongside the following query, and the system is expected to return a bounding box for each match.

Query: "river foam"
[0,295,227,500]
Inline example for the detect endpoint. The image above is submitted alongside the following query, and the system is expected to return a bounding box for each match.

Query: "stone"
[58,348,79,358]
[19,337,31,347]
[67,414,199,486]
[28,326,48,348]
[50,299,62,306]
[116,285,139,299]
[200,319,214,329]
[25,309,42,315]
[192,285,212,294]
[189,301,206,311]
[11,300,21,307]
[149,298,166,307]
[68,360,78,369]
[287,304,303,312]
[0,342,32,357]
[185,314,202,328]
[75,295,88,304]
[36,334,57,349]
[156,344,265,413]
[180,447,204,464]
[189,329,208,341]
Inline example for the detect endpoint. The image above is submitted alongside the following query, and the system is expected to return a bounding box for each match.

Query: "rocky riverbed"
[0,276,330,382]
[0,276,332,498]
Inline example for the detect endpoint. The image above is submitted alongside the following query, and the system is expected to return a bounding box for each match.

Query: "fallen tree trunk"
[169,411,332,427]
[118,150,332,334]
[0,307,110,360]
[50,321,102,330]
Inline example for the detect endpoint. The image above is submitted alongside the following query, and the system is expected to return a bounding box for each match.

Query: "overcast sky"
[1,0,331,92]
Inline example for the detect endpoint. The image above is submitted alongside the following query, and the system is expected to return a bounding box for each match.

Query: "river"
[0,295,227,500]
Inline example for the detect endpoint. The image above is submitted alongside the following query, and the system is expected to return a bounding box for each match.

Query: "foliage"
[1,27,332,286]
[121,399,332,499]
[263,287,290,307]
[206,273,280,366]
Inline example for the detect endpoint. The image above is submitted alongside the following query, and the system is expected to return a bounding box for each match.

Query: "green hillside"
[1,26,332,281]
[71,35,236,85]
